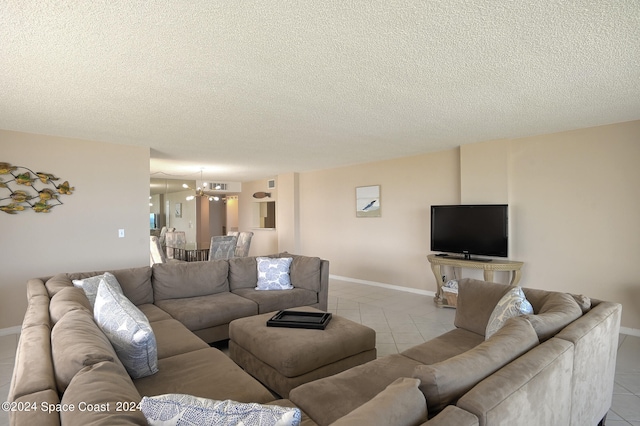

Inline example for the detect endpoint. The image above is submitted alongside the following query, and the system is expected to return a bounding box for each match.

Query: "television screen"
[431,204,508,258]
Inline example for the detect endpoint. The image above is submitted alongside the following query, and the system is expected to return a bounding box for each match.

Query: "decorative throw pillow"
[140,394,301,426]
[485,286,533,339]
[73,272,122,308]
[255,257,294,290]
[93,279,158,379]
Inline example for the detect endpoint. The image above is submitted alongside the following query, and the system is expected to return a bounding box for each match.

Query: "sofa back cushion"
[49,286,92,325]
[454,279,512,336]
[152,261,230,301]
[330,377,427,426]
[47,267,154,305]
[229,254,323,293]
[522,290,583,341]
[288,255,322,292]
[111,267,154,305]
[228,257,258,290]
[51,309,119,392]
[61,360,146,425]
[413,316,539,414]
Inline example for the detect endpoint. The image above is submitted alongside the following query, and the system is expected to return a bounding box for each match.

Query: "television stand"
[427,254,524,308]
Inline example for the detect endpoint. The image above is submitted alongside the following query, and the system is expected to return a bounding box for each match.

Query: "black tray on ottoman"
[267,310,332,330]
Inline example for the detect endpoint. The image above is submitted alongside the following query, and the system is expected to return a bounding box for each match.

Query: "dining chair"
[150,236,186,265]
[150,236,167,265]
[165,231,186,260]
[209,235,238,260]
[234,231,254,257]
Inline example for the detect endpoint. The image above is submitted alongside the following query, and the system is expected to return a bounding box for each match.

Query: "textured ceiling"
[2,1,639,182]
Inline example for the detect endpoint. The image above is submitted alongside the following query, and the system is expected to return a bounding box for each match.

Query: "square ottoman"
[229,306,377,398]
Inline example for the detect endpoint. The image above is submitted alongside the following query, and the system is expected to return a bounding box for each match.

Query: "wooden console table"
[427,254,524,308]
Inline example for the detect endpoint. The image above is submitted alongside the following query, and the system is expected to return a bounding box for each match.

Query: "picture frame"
[175,202,182,218]
[356,185,381,217]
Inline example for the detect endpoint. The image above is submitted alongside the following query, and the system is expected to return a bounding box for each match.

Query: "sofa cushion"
[330,377,427,426]
[412,316,539,414]
[155,292,257,332]
[485,286,533,339]
[137,303,173,323]
[401,327,485,365]
[289,354,423,426]
[522,291,583,341]
[232,287,318,314]
[73,271,123,308]
[49,286,92,325]
[150,319,209,360]
[152,261,229,301]
[289,255,322,292]
[454,279,512,336]
[61,360,147,425]
[133,348,274,404]
[228,256,258,290]
[94,280,158,379]
[571,294,591,314]
[140,394,302,426]
[45,273,74,296]
[110,266,154,305]
[256,257,294,290]
[51,309,118,392]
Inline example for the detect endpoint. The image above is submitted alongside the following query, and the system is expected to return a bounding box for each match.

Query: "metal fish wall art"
[0,162,74,214]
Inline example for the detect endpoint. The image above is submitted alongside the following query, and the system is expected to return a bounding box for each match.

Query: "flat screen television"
[430,204,508,259]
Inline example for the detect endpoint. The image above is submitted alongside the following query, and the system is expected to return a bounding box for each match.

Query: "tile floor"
[0,278,638,425]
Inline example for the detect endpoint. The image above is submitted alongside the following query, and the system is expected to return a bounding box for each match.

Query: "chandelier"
[185,170,220,202]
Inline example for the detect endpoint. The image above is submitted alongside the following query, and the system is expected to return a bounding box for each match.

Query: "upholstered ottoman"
[229,306,377,398]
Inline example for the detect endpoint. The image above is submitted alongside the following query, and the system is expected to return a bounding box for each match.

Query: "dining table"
[166,241,211,262]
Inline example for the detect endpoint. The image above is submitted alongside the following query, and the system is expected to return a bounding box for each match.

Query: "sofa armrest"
[423,406,479,426]
[456,338,574,426]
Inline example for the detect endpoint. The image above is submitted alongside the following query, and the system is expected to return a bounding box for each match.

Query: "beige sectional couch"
[8,253,328,425]
[289,278,622,426]
[9,253,621,426]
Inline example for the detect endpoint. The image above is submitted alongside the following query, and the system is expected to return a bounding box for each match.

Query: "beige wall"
[288,121,640,331]
[0,130,149,330]
[508,121,640,332]
[238,179,279,256]
[164,189,197,242]
[3,122,638,332]
[298,149,461,292]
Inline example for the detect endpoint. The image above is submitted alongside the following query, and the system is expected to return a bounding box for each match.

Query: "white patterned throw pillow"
[140,394,302,426]
[93,279,158,378]
[73,271,122,308]
[255,257,294,290]
[485,286,534,339]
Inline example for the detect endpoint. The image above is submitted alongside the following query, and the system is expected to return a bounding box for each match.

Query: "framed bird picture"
[356,185,381,217]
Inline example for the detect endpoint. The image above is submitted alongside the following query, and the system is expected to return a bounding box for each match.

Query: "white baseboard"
[329,274,436,297]
[620,327,640,338]
[0,326,21,337]
[330,275,640,337]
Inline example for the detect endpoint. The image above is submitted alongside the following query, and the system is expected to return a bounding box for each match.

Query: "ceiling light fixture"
[186,169,222,202]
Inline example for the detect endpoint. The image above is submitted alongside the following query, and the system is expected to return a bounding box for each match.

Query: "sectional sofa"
[8,254,621,426]
[7,253,328,425]
[290,279,622,426]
